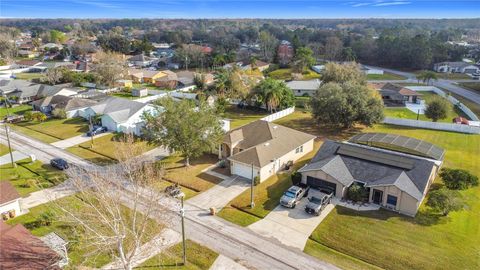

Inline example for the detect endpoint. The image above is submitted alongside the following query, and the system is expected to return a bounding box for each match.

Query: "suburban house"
[372,82,422,106]
[223,60,270,72]
[128,68,167,84]
[0,80,74,104]
[115,79,133,89]
[40,43,63,51]
[14,60,43,70]
[154,70,178,89]
[128,54,154,67]
[0,182,22,220]
[17,50,37,58]
[286,79,321,96]
[278,40,294,66]
[176,71,214,88]
[31,95,98,118]
[433,61,480,74]
[83,97,156,136]
[360,65,384,75]
[298,133,445,216]
[0,222,67,269]
[221,120,316,181]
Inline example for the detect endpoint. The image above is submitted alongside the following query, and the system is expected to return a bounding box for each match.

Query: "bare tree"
[325,36,343,61]
[93,51,127,87]
[52,137,170,270]
[44,67,65,85]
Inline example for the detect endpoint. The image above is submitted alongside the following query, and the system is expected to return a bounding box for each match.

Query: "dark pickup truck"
[280,184,310,208]
[305,192,332,216]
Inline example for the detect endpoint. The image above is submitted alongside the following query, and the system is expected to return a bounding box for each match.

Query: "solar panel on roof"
[349,133,445,161]
[337,144,415,170]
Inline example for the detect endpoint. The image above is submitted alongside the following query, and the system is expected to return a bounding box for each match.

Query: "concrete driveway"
[248,189,334,249]
[50,132,111,149]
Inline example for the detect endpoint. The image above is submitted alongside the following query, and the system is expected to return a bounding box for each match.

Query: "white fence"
[406,86,479,121]
[261,107,295,122]
[135,93,167,104]
[383,117,480,134]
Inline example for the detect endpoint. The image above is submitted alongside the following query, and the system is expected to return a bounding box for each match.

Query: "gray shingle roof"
[286,79,321,91]
[89,97,147,123]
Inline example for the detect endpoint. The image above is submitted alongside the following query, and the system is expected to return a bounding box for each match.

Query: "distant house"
[372,82,422,106]
[17,50,37,58]
[83,97,156,136]
[0,80,73,104]
[433,62,480,74]
[0,221,65,269]
[223,60,270,72]
[298,133,445,216]
[115,79,133,89]
[0,182,22,220]
[154,70,178,89]
[127,54,154,67]
[221,120,316,181]
[312,65,325,74]
[128,69,166,84]
[176,71,214,88]
[360,65,384,75]
[286,79,321,96]
[277,40,294,66]
[40,43,63,51]
[31,95,97,118]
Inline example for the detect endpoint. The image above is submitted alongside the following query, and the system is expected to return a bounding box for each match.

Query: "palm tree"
[417,70,438,85]
[214,69,230,97]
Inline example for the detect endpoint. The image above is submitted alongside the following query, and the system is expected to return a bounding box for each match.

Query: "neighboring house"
[154,70,178,89]
[40,232,69,268]
[0,182,22,220]
[115,79,133,89]
[15,60,43,69]
[372,83,422,106]
[433,62,480,74]
[277,40,294,66]
[298,133,445,216]
[176,71,214,87]
[286,79,321,96]
[0,80,69,104]
[38,61,77,71]
[312,65,325,74]
[128,68,166,84]
[221,120,316,181]
[17,50,37,58]
[84,97,156,136]
[360,65,384,75]
[223,60,270,72]
[31,95,98,118]
[0,222,65,269]
[40,43,63,51]
[127,54,154,67]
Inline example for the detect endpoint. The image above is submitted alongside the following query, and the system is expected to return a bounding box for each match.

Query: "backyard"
[268,68,321,81]
[367,72,405,80]
[223,105,269,129]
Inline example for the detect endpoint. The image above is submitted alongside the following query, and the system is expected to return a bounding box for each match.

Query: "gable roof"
[377,83,422,97]
[0,181,20,205]
[286,79,321,91]
[128,54,152,62]
[225,120,316,167]
[89,97,148,123]
[298,140,437,201]
[0,222,61,269]
[32,95,98,111]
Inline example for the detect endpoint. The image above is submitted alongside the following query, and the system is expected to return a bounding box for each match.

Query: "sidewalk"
[21,180,77,209]
[209,255,249,270]
[0,150,29,165]
[50,132,111,149]
[140,146,170,161]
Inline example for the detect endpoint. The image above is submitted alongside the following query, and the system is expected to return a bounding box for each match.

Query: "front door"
[372,189,383,204]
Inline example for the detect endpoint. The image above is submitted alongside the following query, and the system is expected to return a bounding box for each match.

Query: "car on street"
[280,184,310,208]
[305,192,332,216]
[87,125,107,137]
[50,158,69,170]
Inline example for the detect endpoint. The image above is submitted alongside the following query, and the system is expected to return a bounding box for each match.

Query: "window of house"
[387,195,397,206]
[295,145,303,153]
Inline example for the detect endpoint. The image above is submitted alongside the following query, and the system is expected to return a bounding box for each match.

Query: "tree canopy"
[253,78,295,112]
[321,62,366,85]
[424,96,450,122]
[440,168,479,190]
[292,47,315,73]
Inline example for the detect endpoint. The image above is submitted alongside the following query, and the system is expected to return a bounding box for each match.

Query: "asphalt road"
[0,127,340,270]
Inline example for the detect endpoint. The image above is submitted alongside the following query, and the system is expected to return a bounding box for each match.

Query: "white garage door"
[232,162,255,179]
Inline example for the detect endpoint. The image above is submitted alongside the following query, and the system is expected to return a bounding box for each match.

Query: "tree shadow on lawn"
[335,205,449,226]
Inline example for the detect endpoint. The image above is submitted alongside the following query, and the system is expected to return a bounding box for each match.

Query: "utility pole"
[4,124,15,168]
[180,195,187,266]
[250,163,255,208]
[89,115,94,148]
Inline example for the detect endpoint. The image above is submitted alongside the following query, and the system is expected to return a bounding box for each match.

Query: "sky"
[1,0,479,19]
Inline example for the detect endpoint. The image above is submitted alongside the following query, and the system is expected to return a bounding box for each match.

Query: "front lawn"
[367,72,405,80]
[15,117,89,142]
[14,72,45,81]
[0,104,31,118]
[0,158,66,196]
[159,153,222,193]
[306,124,480,270]
[0,143,10,156]
[459,82,480,94]
[136,240,219,270]
[217,140,322,227]
[132,83,161,90]
[268,68,321,80]
[223,105,269,129]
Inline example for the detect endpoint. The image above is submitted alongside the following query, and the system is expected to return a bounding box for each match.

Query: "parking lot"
[248,189,335,249]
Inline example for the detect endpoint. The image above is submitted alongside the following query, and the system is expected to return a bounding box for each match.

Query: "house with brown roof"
[221,120,316,181]
[0,182,22,220]
[154,70,178,89]
[127,68,167,84]
[372,82,422,106]
[0,222,64,269]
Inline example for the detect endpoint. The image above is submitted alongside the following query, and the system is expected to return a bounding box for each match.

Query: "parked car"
[87,125,107,137]
[280,184,310,208]
[50,158,69,170]
[305,192,332,216]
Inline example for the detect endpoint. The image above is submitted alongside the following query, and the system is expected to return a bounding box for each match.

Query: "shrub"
[24,111,34,121]
[37,210,55,226]
[32,111,47,122]
[426,188,463,216]
[347,183,369,202]
[253,176,260,186]
[424,97,450,122]
[440,168,478,190]
[291,171,302,185]
[52,108,67,119]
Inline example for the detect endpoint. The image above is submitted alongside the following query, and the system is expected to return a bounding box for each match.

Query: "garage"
[231,162,257,179]
[306,176,337,195]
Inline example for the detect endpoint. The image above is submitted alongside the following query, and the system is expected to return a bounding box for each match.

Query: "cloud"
[71,0,121,9]
[373,1,412,7]
[352,3,372,7]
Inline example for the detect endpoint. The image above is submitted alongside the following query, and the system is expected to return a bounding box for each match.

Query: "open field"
[0,158,66,196]
[268,68,321,80]
[223,105,269,129]
[14,72,45,81]
[367,72,405,80]
[0,104,31,118]
[15,117,89,141]
[306,124,480,270]
[137,240,219,270]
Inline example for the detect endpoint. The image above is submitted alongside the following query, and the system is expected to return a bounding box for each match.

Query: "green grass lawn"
[450,93,480,117]
[0,158,66,196]
[217,140,322,227]
[306,124,480,270]
[223,105,269,129]
[459,82,480,94]
[0,104,32,118]
[66,133,156,164]
[0,143,10,156]
[132,83,161,90]
[413,71,471,80]
[367,72,405,80]
[159,153,222,193]
[110,91,151,100]
[15,117,89,142]
[268,68,321,81]
[136,240,219,270]
[14,72,45,81]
